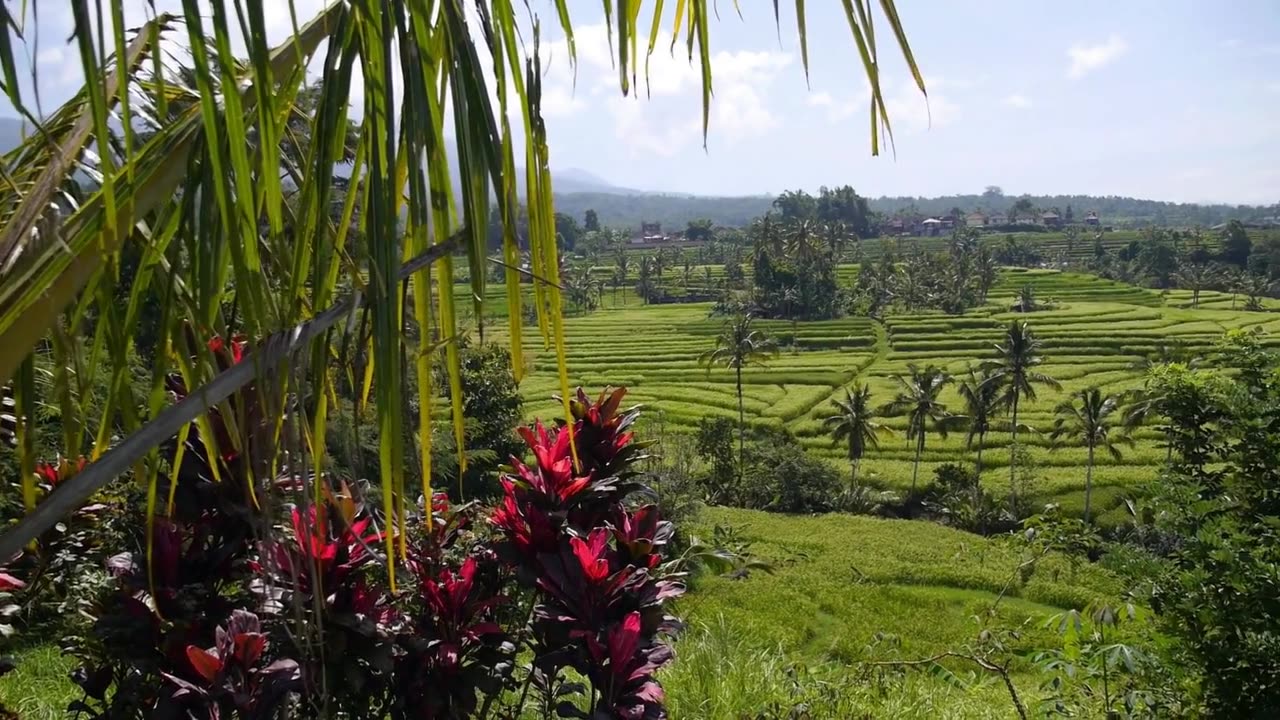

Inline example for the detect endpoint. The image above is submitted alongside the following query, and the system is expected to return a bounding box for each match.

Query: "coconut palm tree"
[958,365,1001,477]
[0,0,925,563]
[1123,376,1174,464]
[680,264,695,291]
[822,384,889,487]
[1226,267,1248,310]
[1050,388,1132,523]
[1173,262,1218,308]
[786,218,822,263]
[699,314,778,479]
[782,285,800,349]
[635,257,657,305]
[1241,272,1277,311]
[823,220,851,260]
[650,252,666,283]
[986,321,1061,506]
[884,364,955,492]
[752,213,784,262]
[612,252,631,306]
[567,264,603,313]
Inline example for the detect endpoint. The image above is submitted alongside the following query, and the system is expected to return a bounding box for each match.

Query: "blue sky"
[6,1,1279,204]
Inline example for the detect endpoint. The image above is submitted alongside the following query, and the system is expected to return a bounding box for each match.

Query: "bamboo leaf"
[643,0,665,98]
[0,230,466,560]
[795,0,810,86]
[878,0,925,95]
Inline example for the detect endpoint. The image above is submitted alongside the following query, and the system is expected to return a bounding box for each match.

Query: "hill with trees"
[556,184,1278,231]
[868,186,1279,228]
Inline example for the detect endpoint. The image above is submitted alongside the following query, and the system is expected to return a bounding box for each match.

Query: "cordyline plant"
[54,384,684,719]
[491,387,682,719]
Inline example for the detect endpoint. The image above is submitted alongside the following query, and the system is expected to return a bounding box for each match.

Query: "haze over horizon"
[5,1,1277,205]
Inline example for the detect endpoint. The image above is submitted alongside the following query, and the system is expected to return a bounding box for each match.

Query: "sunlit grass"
[663,506,1123,717]
[0,644,77,720]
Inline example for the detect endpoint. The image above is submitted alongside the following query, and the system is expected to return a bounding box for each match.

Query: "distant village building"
[630,221,670,245]
[881,206,1099,237]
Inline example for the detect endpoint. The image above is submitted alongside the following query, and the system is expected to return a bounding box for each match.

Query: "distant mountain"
[867,193,1280,229]
[553,191,774,230]
[551,167,641,195]
[553,187,1279,231]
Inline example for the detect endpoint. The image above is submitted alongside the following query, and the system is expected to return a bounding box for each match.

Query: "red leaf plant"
[160,609,301,720]
[491,387,683,720]
[58,384,686,720]
[391,556,512,719]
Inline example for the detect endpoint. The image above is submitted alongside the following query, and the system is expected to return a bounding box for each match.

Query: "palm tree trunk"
[975,431,985,475]
[1009,396,1020,507]
[736,364,745,483]
[974,431,985,516]
[1084,443,1095,524]
[849,437,859,490]
[912,434,923,492]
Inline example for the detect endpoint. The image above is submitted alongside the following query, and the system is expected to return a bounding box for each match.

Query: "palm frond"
[0,0,924,561]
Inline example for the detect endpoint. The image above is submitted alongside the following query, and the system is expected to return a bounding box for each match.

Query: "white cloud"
[605,94,697,158]
[1003,94,1032,109]
[883,77,957,133]
[541,82,586,118]
[806,91,833,107]
[1067,35,1129,79]
[542,24,791,155]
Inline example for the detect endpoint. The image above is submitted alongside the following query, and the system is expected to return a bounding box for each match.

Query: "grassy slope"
[662,507,1121,718]
[495,268,1280,525]
[0,644,76,719]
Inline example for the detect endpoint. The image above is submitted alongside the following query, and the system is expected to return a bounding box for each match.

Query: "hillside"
[553,191,774,229]
[551,187,1277,230]
[660,507,1121,718]
[868,192,1279,228]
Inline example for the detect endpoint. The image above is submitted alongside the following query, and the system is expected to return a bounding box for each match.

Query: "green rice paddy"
[496,268,1280,524]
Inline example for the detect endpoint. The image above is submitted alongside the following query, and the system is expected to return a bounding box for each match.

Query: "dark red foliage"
[33,456,87,486]
[266,504,383,599]
[64,384,682,720]
[392,557,512,719]
[490,387,682,720]
[160,610,301,720]
[206,334,248,367]
[586,612,673,720]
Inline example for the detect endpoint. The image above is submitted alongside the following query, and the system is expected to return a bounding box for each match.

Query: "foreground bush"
[7,381,684,719]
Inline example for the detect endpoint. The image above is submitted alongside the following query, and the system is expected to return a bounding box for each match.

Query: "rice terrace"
[2,1,1280,719]
[513,265,1280,524]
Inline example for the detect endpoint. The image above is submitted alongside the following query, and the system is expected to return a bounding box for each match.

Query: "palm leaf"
[0,0,924,568]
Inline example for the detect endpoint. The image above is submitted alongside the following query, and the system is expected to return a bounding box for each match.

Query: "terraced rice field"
[493,269,1280,524]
